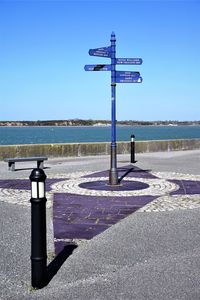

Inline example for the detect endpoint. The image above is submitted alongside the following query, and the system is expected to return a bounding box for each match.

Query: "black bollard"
[131,134,136,163]
[30,168,47,289]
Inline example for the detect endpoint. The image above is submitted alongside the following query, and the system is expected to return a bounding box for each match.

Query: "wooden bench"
[4,157,48,171]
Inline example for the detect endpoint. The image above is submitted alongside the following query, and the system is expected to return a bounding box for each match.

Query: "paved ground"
[0,150,200,299]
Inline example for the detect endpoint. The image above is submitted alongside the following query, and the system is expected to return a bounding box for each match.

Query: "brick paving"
[0,165,200,254]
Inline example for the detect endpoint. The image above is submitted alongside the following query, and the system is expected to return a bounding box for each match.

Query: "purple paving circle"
[79,180,149,191]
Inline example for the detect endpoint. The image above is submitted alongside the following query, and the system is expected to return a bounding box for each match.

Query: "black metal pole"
[131,134,136,163]
[30,168,47,289]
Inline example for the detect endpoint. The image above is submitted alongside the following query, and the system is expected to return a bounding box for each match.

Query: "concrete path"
[0,150,200,299]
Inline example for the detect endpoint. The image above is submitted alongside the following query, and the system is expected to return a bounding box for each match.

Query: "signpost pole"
[109,32,118,185]
[85,33,143,185]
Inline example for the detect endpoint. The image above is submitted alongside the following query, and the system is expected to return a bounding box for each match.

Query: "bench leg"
[37,161,44,169]
[8,162,15,171]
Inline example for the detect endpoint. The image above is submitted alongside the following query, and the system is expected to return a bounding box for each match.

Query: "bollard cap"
[29,168,46,182]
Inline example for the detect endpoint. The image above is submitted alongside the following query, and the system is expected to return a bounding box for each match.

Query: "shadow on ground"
[41,243,78,288]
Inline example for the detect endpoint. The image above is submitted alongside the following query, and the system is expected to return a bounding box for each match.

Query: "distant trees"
[0,120,199,127]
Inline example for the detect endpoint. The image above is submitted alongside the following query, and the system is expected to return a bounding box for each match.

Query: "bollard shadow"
[45,244,78,286]
[15,167,50,172]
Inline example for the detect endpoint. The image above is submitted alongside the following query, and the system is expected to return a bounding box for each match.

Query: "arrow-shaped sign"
[84,64,111,71]
[116,76,143,83]
[115,71,140,78]
[89,47,111,57]
[116,58,143,65]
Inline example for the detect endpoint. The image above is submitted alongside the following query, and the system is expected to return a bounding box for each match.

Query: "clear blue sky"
[0,0,199,121]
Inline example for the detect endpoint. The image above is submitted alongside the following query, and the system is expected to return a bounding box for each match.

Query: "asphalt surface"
[0,150,200,299]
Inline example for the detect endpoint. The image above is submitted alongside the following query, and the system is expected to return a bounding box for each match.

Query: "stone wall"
[0,139,200,160]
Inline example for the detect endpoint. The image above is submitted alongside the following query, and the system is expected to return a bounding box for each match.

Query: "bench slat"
[4,157,48,162]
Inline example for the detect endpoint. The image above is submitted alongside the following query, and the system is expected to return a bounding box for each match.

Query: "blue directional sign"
[89,47,111,57]
[85,33,143,185]
[84,64,111,71]
[115,71,140,78]
[116,58,143,65]
[116,76,143,83]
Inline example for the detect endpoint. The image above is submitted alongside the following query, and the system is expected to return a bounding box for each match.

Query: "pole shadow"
[118,166,153,184]
[118,167,134,183]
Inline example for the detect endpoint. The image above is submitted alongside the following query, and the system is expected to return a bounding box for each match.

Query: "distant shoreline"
[0,120,200,127]
[1,124,200,128]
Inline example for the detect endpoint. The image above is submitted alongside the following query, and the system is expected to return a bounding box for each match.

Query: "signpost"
[84,32,143,185]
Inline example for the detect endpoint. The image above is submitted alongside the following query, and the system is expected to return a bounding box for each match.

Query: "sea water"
[0,125,199,145]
